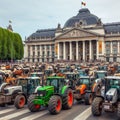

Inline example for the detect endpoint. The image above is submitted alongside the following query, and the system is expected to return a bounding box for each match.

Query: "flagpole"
[81,0,82,9]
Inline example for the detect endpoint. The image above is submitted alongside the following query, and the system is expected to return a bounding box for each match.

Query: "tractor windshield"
[17,79,27,86]
[77,78,90,86]
[30,73,43,77]
[109,79,120,89]
[46,78,65,93]
[96,72,107,79]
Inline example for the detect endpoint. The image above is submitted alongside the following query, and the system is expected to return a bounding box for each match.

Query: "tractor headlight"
[4,89,9,94]
[106,95,113,101]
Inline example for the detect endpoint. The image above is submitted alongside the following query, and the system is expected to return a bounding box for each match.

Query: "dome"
[64,8,100,27]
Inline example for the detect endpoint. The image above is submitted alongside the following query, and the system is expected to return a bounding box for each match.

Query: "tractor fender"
[61,86,72,95]
[34,86,42,93]
[0,82,9,92]
[53,93,62,98]
[12,90,22,99]
[15,92,27,103]
[94,95,104,101]
[79,84,87,95]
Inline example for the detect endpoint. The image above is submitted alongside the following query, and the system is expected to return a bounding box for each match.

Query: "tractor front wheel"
[84,93,93,105]
[117,103,120,118]
[62,88,73,109]
[28,95,40,112]
[48,95,62,114]
[92,97,103,116]
[14,95,26,109]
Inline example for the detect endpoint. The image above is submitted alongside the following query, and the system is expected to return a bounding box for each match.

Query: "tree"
[0,27,24,61]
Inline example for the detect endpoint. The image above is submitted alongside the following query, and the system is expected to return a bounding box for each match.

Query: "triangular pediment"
[55,28,100,39]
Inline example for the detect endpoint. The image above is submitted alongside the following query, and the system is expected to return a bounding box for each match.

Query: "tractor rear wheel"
[62,88,73,109]
[48,95,62,114]
[117,103,120,118]
[0,103,5,107]
[14,95,26,109]
[92,97,103,116]
[84,93,93,105]
[28,95,40,112]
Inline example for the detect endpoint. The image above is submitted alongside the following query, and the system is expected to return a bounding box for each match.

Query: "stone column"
[89,40,92,60]
[76,41,79,60]
[83,41,85,61]
[63,42,66,60]
[111,41,113,54]
[44,45,47,62]
[34,45,37,62]
[58,42,60,60]
[40,45,42,62]
[118,41,120,54]
[70,42,72,60]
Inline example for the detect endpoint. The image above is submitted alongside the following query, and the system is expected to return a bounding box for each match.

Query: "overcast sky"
[0,0,120,40]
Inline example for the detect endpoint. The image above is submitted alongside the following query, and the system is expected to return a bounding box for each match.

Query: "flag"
[81,1,86,6]
[9,20,12,23]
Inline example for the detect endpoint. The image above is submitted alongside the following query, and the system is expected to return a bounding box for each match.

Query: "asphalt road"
[0,101,118,120]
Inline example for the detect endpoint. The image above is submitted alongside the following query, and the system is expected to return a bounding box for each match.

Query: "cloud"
[0,0,120,39]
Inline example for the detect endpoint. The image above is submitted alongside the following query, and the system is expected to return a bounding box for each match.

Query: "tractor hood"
[37,86,54,91]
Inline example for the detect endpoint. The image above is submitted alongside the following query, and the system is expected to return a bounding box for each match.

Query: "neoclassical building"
[24,8,120,63]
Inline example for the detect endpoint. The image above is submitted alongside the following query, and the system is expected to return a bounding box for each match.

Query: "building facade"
[24,8,120,63]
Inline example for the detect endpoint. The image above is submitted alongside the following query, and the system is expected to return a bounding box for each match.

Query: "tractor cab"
[78,69,87,77]
[59,67,67,73]
[116,66,120,73]
[92,76,120,117]
[76,76,95,90]
[44,69,53,77]
[95,71,107,79]
[46,76,66,93]
[64,72,79,89]
[105,76,120,98]
[30,72,44,78]
[0,75,4,85]
[17,77,41,95]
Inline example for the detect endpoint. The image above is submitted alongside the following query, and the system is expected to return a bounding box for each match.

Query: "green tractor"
[28,75,74,114]
[92,76,120,118]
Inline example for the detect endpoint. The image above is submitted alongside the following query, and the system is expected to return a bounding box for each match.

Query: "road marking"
[0,108,15,114]
[20,111,48,120]
[0,109,29,120]
[73,107,91,120]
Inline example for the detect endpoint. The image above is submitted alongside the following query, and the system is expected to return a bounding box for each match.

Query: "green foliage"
[0,27,24,61]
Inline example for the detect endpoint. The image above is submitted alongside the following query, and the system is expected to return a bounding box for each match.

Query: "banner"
[55,43,58,55]
[99,41,102,54]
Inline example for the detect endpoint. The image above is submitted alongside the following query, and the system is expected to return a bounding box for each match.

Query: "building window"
[52,51,55,57]
[106,50,110,54]
[32,59,34,62]
[42,58,44,62]
[47,45,50,50]
[38,52,40,56]
[33,52,35,57]
[37,58,39,62]
[32,45,35,51]
[41,45,45,50]
[47,51,50,56]
[37,45,40,50]
[51,45,54,50]
[42,51,45,57]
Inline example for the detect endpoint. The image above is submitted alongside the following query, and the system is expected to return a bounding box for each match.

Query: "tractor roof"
[18,76,40,80]
[47,76,64,79]
[96,70,107,73]
[80,76,92,79]
[105,76,120,80]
